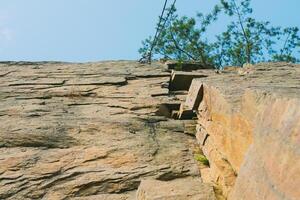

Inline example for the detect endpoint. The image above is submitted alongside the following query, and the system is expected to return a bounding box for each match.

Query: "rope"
[139,0,177,64]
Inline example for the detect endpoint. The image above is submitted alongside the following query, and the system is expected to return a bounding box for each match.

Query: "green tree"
[139,4,221,66]
[272,27,300,62]
[218,0,300,66]
[139,0,300,68]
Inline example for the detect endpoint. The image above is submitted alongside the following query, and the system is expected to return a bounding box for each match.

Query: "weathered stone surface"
[1,61,299,200]
[193,62,300,199]
[0,61,201,200]
[230,94,300,200]
[136,177,216,200]
[183,79,204,111]
[73,192,136,200]
[178,79,203,119]
[169,70,209,91]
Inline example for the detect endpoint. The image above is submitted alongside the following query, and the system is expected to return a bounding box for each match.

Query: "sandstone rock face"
[192,63,300,199]
[0,61,206,200]
[230,94,300,200]
[1,61,299,200]
[136,177,216,200]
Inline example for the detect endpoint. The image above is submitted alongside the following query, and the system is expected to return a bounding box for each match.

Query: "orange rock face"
[193,63,300,199]
[198,85,254,171]
[230,96,300,200]
[0,61,204,200]
[197,85,254,197]
[1,61,299,200]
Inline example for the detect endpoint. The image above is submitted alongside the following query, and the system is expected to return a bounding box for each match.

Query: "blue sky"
[0,0,299,62]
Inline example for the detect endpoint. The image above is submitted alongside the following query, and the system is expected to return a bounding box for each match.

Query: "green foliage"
[174,59,183,70]
[139,0,300,68]
[194,154,210,167]
[272,27,300,62]
[217,0,300,66]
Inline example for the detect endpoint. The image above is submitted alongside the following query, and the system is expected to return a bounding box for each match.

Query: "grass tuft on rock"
[194,154,210,167]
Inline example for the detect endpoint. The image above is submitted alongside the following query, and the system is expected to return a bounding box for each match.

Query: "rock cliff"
[0,61,299,200]
[0,61,216,200]
[176,63,300,199]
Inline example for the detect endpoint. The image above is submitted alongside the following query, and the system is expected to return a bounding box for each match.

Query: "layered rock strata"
[173,63,300,199]
[0,61,216,200]
[1,61,299,200]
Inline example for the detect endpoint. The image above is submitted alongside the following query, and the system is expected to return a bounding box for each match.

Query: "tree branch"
[170,31,197,60]
[233,0,251,63]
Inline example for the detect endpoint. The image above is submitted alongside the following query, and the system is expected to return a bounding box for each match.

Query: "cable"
[139,0,177,64]
[151,0,169,52]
